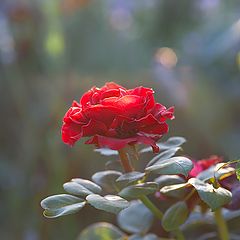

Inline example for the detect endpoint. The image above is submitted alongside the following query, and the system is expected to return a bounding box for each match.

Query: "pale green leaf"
[160,182,190,195]
[188,178,232,211]
[77,222,124,240]
[94,148,118,156]
[86,194,129,214]
[147,147,181,167]
[117,201,154,234]
[155,175,185,189]
[63,178,102,197]
[40,194,85,218]
[140,137,186,153]
[162,201,189,231]
[92,170,122,193]
[145,157,193,177]
[116,172,146,186]
[128,233,159,240]
[118,182,158,200]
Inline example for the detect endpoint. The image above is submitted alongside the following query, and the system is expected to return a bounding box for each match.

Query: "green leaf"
[155,175,185,189]
[117,201,154,234]
[118,182,158,200]
[86,194,129,214]
[116,172,146,186]
[160,182,190,195]
[236,162,240,181]
[156,175,187,199]
[92,170,122,193]
[145,157,193,177]
[140,136,186,153]
[128,233,159,240]
[162,201,189,231]
[40,194,86,218]
[197,163,235,182]
[188,178,232,211]
[94,148,118,156]
[77,222,124,240]
[72,178,102,193]
[146,147,181,167]
[63,178,102,197]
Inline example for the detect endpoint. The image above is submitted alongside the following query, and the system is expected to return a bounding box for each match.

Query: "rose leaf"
[118,182,158,200]
[145,156,193,177]
[117,201,154,234]
[86,194,129,214]
[40,194,86,218]
[162,201,189,231]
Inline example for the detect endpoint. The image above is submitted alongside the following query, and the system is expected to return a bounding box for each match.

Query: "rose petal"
[104,82,124,90]
[128,86,154,96]
[72,100,81,107]
[81,119,108,137]
[62,122,82,146]
[100,89,121,100]
[161,106,175,120]
[83,105,122,127]
[114,95,145,118]
[134,114,169,135]
[85,134,159,153]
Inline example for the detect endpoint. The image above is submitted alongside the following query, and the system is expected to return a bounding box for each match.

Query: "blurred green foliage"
[0,0,240,239]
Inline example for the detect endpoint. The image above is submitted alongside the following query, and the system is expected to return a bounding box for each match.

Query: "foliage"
[41,136,239,239]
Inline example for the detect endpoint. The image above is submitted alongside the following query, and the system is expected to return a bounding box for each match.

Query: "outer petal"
[104,82,125,90]
[119,114,168,137]
[61,122,82,146]
[80,87,97,107]
[161,107,175,120]
[135,114,168,135]
[100,89,121,100]
[81,119,108,137]
[85,135,138,150]
[85,134,160,152]
[128,86,154,96]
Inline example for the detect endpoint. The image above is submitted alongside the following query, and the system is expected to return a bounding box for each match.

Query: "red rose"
[61,82,174,152]
[189,155,222,178]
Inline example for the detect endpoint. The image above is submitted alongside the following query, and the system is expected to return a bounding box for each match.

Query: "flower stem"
[118,148,134,172]
[140,195,164,219]
[118,148,185,240]
[214,208,229,240]
[140,196,185,240]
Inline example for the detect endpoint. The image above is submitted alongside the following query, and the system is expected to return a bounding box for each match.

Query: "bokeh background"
[1,0,240,239]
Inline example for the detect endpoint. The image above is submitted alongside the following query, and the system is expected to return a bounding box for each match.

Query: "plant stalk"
[214,208,229,240]
[118,148,185,240]
[140,196,185,240]
[118,148,134,172]
[140,195,164,219]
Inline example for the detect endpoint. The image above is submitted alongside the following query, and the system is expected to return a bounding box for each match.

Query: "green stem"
[118,148,134,172]
[140,195,164,219]
[214,208,229,240]
[118,148,185,240]
[140,196,185,240]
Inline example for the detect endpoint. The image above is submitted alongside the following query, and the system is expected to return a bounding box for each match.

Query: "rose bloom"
[157,155,240,210]
[62,82,174,152]
[189,155,240,210]
[188,155,222,178]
